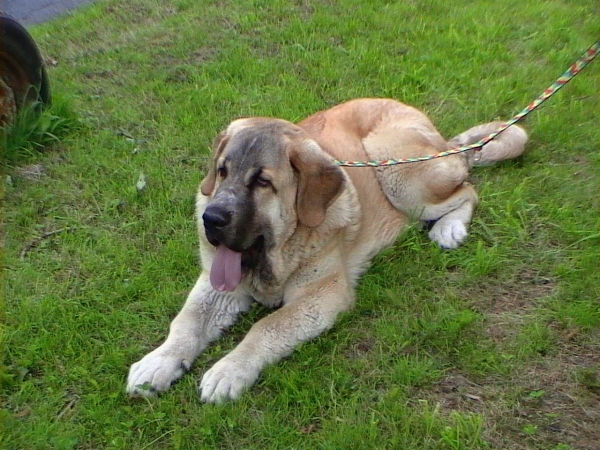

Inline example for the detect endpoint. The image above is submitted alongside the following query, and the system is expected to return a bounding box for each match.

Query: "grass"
[1,95,78,168]
[2,0,599,448]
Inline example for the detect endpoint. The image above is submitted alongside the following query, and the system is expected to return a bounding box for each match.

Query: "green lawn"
[2,0,599,448]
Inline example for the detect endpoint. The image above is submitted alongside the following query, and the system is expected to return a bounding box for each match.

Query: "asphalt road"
[1,0,94,25]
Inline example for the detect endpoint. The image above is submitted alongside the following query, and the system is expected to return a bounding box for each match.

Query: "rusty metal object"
[0,13,51,125]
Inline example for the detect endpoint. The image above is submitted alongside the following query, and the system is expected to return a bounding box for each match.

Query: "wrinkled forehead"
[220,121,297,170]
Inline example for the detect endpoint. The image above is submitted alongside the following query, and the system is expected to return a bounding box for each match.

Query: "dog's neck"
[242,178,361,307]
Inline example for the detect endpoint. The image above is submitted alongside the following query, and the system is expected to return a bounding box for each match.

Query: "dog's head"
[199,118,345,292]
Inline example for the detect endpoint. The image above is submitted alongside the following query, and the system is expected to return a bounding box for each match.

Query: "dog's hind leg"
[419,183,478,249]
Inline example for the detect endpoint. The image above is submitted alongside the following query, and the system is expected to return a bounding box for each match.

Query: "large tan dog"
[127,99,527,403]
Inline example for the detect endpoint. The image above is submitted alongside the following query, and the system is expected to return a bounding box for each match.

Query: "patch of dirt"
[417,268,600,448]
[190,47,219,64]
[15,164,47,181]
[345,339,375,359]
[452,269,556,344]
[104,2,176,26]
[155,47,219,71]
[82,70,114,79]
[299,421,321,435]
[466,270,556,315]
[416,342,600,449]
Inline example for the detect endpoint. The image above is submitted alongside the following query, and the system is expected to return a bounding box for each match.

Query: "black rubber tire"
[0,13,51,108]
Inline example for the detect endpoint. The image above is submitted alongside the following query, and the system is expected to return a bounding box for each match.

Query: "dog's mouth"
[209,236,264,292]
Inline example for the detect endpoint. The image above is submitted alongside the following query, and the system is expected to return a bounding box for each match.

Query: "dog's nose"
[203,206,231,229]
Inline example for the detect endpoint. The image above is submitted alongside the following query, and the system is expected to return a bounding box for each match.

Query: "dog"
[126,98,527,403]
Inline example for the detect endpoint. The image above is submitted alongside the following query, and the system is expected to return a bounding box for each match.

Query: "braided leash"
[333,39,600,167]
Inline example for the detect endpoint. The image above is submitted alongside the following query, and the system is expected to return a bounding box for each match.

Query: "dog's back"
[301,98,528,251]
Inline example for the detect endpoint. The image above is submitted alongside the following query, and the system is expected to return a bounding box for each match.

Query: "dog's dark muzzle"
[203,205,231,230]
[203,197,268,272]
[202,194,257,252]
[202,203,232,246]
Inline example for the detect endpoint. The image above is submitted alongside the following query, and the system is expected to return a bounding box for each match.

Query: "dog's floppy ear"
[200,131,230,195]
[289,139,345,228]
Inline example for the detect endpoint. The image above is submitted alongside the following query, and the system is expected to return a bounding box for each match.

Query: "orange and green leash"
[333,39,600,168]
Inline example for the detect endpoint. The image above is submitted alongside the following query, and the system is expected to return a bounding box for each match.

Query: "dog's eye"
[217,166,227,179]
[255,175,271,188]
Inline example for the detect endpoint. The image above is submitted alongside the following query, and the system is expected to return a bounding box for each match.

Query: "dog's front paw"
[429,218,467,249]
[127,349,190,397]
[199,355,259,404]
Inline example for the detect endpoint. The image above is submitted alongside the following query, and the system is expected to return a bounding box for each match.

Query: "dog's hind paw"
[126,349,190,397]
[428,218,467,249]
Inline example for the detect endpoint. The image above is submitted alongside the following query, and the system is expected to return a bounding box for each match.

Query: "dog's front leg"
[199,274,351,403]
[126,273,252,396]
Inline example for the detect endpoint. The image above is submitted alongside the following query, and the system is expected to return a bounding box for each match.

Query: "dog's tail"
[448,122,528,167]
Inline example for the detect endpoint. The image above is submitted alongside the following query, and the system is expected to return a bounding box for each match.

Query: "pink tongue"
[210,245,243,292]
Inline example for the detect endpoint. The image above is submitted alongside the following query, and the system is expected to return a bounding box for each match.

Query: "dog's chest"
[243,274,284,308]
[242,256,288,307]
[242,241,307,308]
